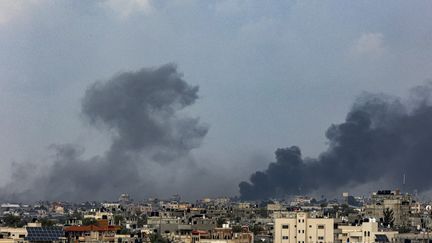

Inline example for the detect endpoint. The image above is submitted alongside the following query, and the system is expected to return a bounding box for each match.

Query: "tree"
[137,216,147,228]
[70,210,83,220]
[39,218,55,227]
[114,215,125,225]
[398,225,411,233]
[150,233,169,243]
[82,218,98,226]
[232,225,242,233]
[216,218,226,227]
[2,214,21,227]
[250,225,264,235]
[119,228,132,235]
[383,208,395,228]
[340,204,354,216]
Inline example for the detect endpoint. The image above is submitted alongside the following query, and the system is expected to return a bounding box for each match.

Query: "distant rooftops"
[374,189,403,196]
[376,190,394,195]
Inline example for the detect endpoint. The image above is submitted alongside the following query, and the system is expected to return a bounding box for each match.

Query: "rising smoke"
[3,65,432,202]
[1,64,208,201]
[239,83,432,200]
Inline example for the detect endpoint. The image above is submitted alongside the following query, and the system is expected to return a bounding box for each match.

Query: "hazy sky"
[1,0,432,200]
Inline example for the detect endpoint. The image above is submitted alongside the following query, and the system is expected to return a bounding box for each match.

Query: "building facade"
[274,212,335,243]
[364,190,412,227]
[337,221,398,243]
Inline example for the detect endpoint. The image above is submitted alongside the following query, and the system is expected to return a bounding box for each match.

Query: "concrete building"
[274,212,335,243]
[64,220,120,242]
[364,190,412,227]
[190,224,253,243]
[267,203,283,212]
[290,197,313,207]
[0,227,26,243]
[337,220,398,243]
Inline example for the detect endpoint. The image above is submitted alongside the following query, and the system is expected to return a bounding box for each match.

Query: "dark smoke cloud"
[239,83,432,200]
[1,64,208,201]
[82,63,207,161]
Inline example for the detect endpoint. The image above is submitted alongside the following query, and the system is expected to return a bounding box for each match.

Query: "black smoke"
[1,64,208,201]
[239,84,432,200]
[82,63,207,162]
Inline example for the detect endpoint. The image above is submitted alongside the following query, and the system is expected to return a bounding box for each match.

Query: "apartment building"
[274,212,335,243]
[364,190,412,227]
[337,220,398,243]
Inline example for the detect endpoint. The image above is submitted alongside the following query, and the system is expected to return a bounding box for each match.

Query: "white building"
[337,220,398,243]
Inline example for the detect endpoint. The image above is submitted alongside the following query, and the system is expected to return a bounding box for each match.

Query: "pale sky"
[1,0,432,200]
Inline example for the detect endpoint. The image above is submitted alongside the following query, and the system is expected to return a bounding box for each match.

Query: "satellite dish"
[425,205,432,211]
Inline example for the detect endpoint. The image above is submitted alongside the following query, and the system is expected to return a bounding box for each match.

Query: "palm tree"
[383,208,395,228]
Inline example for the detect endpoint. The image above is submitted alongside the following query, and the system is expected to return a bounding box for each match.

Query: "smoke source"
[239,83,432,200]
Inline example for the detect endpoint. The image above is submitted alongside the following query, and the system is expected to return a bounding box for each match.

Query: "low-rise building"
[274,212,334,243]
[364,190,412,227]
[337,220,398,243]
[64,220,120,242]
[0,227,26,243]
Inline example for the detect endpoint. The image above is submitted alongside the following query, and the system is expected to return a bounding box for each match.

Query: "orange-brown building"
[64,220,121,242]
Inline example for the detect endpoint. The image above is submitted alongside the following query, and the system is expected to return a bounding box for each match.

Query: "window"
[298,230,301,233]
[302,230,304,233]
[282,236,289,240]
[302,219,304,223]
[368,231,370,237]
[298,219,301,223]
[318,236,324,240]
[364,231,367,237]
[318,225,325,229]
[282,224,289,229]
[309,225,312,228]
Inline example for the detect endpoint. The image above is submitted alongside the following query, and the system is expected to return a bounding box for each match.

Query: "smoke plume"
[239,83,432,200]
[82,63,207,162]
[2,64,208,201]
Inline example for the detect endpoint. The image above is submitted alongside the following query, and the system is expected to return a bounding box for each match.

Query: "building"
[364,190,412,227]
[290,197,313,207]
[267,203,283,212]
[191,224,253,243]
[0,227,26,243]
[64,220,121,242]
[274,212,335,243]
[118,193,130,204]
[337,220,398,243]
